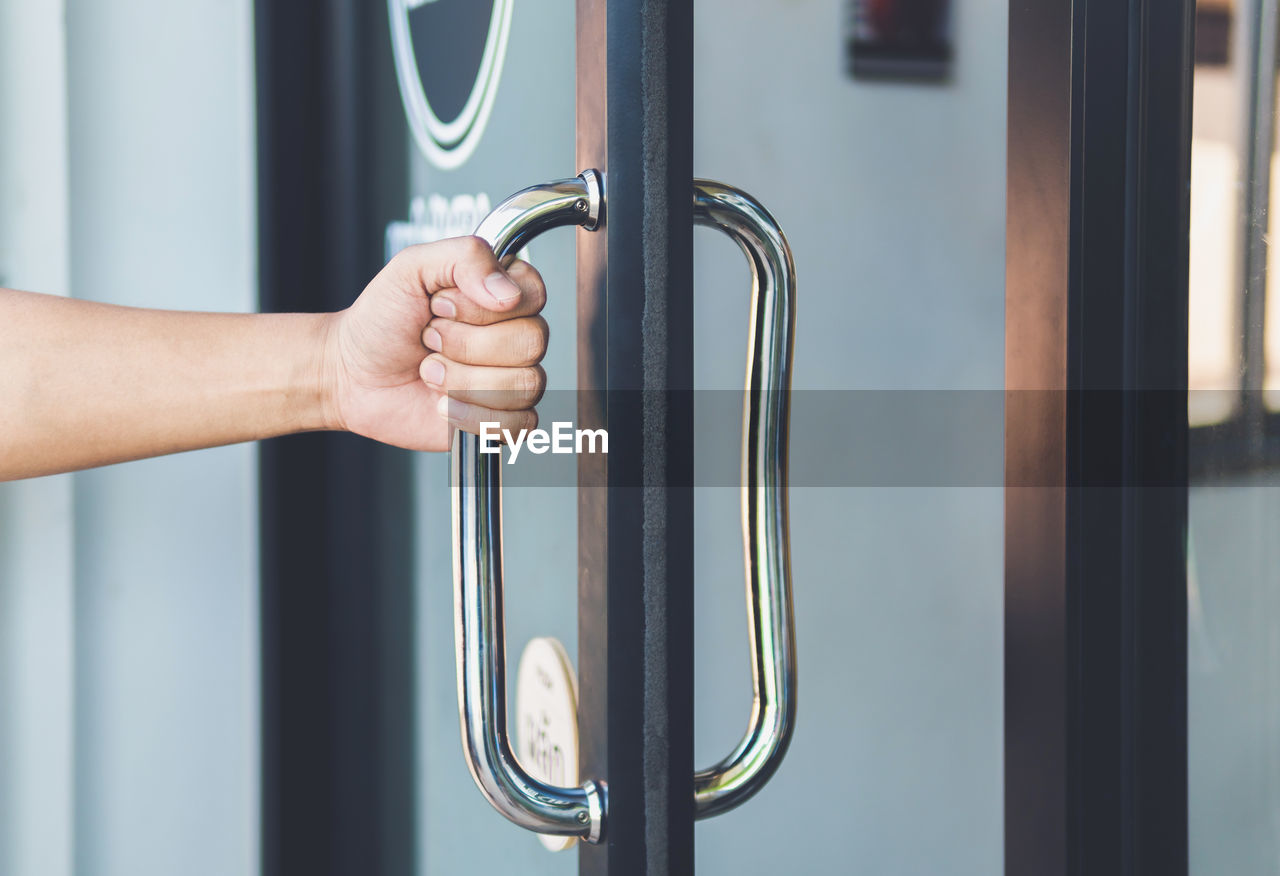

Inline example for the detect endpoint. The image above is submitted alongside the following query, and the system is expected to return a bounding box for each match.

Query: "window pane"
[1190,2,1280,872]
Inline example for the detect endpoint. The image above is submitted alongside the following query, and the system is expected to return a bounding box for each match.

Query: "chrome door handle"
[691,181,797,819]
[452,169,606,843]
[452,173,795,843]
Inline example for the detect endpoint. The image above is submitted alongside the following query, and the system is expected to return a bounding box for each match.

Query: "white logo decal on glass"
[388,0,513,170]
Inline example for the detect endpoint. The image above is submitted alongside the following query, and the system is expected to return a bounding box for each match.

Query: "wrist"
[313,310,347,433]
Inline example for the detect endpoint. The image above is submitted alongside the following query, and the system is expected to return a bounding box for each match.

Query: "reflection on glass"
[1189,0,1243,427]
[1266,147,1280,404]
[1189,136,1240,425]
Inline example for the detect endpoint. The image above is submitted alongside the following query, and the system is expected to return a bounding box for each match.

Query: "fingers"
[394,236,532,317]
[419,353,545,410]
[429,258,546,325]
[435,395,538,439]
[394,238,553,440]
[422,314,548,368]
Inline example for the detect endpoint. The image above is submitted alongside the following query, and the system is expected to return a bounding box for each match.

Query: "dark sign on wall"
[846,0,953,80]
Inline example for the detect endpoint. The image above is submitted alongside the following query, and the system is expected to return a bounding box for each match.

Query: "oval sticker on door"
[515,636,579,852]
[388,0,514,170]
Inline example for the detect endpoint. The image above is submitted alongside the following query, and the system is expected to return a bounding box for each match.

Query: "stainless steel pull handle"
[691,180,797,819]
[453,173,794,841]
[452,169,605,843]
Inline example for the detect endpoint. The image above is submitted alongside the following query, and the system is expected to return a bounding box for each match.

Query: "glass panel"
[692,2,1005,872]
[391,3,580,872]
[1190,1,1280,872]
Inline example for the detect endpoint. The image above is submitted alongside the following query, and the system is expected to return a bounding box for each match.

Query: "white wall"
[1,3,261,875]
[64,2,259,873]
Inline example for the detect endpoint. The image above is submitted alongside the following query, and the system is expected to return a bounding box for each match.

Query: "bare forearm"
[0,289,335,480]
[0,240,552,478]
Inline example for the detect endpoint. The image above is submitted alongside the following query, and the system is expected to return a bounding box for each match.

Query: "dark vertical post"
[577,0,695,873]
[1005,0,1193,874]
[1127,3,1195,870]
[255,3,414,875]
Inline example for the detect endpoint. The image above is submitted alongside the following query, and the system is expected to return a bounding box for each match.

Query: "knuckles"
[507,260,548,311]
[519,366,547,402]
[460,235,493,261]
[518,318,549,367]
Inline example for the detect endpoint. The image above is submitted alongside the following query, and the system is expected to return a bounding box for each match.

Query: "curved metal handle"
[691,180,797,819]
[453,173,795,839]
[452,169,606,843]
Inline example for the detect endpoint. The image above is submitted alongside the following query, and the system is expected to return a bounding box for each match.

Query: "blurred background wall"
[0,3,74,873]
[0,3,259,876]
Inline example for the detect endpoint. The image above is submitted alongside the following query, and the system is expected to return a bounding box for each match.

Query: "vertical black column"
[255,4,414,875]
[577,1,695,873]
[1005,0,1193,874]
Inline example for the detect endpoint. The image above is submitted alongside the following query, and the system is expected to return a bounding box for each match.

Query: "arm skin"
[0,236,549,481]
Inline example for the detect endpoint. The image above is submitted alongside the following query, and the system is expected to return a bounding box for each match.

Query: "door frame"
[575,2,697,874]
[1004,0,1194,874]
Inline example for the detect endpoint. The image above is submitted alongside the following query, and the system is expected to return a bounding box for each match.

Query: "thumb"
[398,235,523,314]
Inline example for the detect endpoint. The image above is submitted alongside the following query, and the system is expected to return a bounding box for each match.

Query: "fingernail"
[422,358,445,386]
[483,271,521,303]
[432,296,457,318]
[436,395,467,424]
[424,326,442,350]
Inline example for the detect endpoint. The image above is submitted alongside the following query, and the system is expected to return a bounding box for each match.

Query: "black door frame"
[576,2,696,874]
[1005,0,1194,874]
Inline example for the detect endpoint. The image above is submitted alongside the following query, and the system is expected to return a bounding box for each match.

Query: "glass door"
[402,1,1007,874]
[690,2,1005,874]
[389,3,580,874]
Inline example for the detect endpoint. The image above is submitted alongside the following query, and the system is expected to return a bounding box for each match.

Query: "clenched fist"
[323,235,548,452]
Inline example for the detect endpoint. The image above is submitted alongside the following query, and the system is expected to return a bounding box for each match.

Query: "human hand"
[322,236,548,452]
